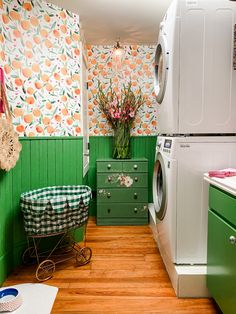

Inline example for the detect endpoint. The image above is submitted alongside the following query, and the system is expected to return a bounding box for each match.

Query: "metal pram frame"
[20,185,92,282]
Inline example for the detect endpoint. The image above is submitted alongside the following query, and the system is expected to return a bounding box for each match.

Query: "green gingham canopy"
[20,185,92,235]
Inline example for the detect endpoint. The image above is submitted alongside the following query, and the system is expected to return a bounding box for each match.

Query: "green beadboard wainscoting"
[0,135,156,284]
[0,137,85,285]
[88,136,157,216]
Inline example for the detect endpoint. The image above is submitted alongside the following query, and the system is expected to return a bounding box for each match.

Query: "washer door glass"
[153,153,167,221]
[154,35,168,104]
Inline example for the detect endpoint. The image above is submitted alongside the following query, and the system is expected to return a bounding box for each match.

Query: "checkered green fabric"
[20,185,92,236]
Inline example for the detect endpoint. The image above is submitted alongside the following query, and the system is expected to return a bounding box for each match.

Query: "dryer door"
[154,34,168,104]
[153,153,167,221]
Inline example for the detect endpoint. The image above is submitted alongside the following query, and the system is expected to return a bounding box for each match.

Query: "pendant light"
[113,40,124,57]
[113,39,124,71]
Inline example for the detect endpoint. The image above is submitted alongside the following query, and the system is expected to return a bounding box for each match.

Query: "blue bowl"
[0,288,22,312]
[0,288,19,299]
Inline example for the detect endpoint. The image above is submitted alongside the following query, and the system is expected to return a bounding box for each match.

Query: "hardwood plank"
[55,286,175,297]
[3,219,220,314]
[68,278,174,290]
[52,297,218,313]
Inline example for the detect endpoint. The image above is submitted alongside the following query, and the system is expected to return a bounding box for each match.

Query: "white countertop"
[204,173,236,196]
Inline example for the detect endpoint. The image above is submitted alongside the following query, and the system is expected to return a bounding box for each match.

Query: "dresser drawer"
[97,203,148,218]
[209,185,236,227]
[97,188,148,203]
[122,161,148,172]
[97,161,122,172]
[97,173,148,188]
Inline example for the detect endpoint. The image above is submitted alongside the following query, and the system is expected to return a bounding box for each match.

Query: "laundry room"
[0,0,235,313]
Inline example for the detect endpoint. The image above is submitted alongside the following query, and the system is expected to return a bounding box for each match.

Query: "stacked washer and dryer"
[151,0,236,297]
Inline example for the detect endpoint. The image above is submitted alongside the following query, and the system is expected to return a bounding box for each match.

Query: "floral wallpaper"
[0,0,81,136]
[87,45,157,136]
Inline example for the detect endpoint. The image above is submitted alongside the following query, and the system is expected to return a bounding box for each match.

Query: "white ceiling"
[46,0,172,45]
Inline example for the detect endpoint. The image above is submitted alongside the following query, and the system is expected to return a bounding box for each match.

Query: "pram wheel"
[36,259,55,281]
[76,247,92,266]
[22,246,36,265]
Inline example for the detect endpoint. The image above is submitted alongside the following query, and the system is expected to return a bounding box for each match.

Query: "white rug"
[0,283,58,314]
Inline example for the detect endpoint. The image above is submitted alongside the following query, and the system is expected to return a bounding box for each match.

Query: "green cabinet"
[96,158,149,225]
[207,185,236,314]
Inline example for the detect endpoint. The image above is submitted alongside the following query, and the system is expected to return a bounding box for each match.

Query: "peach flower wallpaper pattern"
[87,45,157,136]
[0,0,81,136]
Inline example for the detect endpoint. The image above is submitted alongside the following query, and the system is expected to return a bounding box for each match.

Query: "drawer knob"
[134,177,138,182]
[134,193,138,199]
[108,176,112,182]
[229,236,236,245]
[107,164,111,170]
[107,208,111,213]
[133,164,138,170]
[107,192,111,199]
[134,208,138,213]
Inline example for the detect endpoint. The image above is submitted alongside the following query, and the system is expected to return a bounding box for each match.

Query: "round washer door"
[152,153,167,221]
[154,35,168,104]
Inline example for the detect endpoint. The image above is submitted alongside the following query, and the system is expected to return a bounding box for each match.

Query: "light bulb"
[113,47,124,56]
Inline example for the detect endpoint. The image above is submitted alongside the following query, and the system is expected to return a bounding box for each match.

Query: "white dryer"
[153,135,236,264]
[154,0,236,134]
[152,136,236,296]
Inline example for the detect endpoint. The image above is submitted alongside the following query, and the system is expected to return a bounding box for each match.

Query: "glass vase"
[113,124,131,159]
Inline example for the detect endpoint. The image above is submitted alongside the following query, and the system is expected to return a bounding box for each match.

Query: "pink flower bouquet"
[96,81,145,159]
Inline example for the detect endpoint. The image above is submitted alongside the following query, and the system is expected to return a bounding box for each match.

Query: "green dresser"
[207,185,236,314]
[96,158,149,225]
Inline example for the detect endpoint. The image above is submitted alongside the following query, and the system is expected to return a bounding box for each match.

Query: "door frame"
[80,42,89,177]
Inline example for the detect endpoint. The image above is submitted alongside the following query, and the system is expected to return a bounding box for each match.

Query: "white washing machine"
[154,0,236,134]
[151,135,236,296]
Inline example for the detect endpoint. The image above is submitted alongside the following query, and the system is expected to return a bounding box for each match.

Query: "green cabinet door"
[209,186,236,227]
[207,210,236,314]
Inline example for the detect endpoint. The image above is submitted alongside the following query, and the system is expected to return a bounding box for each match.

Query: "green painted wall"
[0,137,84,284]
[88,136,157,216]
[0,135,157,284]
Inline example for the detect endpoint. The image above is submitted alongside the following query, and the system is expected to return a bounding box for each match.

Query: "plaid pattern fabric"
[20,185,92,236]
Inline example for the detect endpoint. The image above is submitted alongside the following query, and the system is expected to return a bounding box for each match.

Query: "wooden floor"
[4,218,221,313]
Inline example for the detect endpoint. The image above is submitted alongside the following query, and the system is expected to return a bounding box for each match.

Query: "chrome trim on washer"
[154,34,169,104]
[153,153,167,221]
